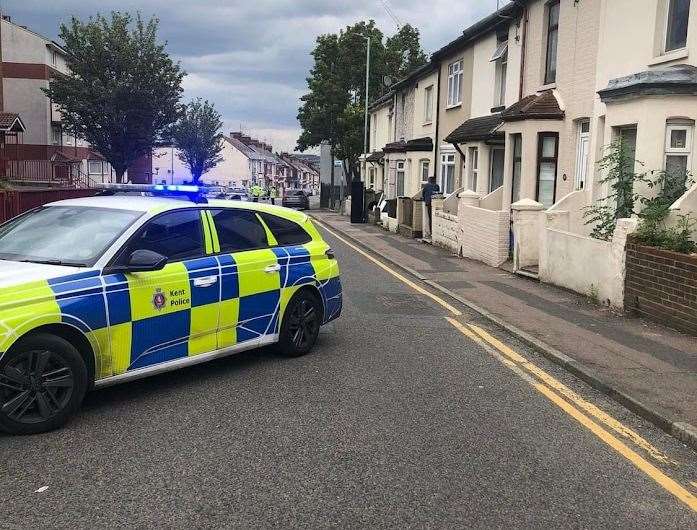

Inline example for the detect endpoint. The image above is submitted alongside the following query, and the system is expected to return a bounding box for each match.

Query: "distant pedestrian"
[269,186,278,205]
[423,176,440,229]
[251,184,262,202]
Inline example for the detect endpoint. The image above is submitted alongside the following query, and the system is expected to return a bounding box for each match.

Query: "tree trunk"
[115,168,125,184]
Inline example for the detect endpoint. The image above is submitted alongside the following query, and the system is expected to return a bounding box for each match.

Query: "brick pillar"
[458,189,481,209]
[511,198,544,273]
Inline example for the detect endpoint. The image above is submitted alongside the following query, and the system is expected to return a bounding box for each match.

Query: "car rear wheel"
[0,333,88,435]
[278,290,322,357]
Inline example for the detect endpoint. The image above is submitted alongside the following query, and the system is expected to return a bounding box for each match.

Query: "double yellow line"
[314,219,697,513]
[448,318,695,511]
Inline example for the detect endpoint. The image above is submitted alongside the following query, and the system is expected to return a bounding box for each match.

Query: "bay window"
[468,147,479,191]
[665,122,693,180]
[420,160,430,182]
[511,134,522,203]
[396,161,406,197]
[440,152,456,194]
[536,133,559,208]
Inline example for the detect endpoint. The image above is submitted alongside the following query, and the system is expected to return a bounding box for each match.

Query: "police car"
[0,185,342,434]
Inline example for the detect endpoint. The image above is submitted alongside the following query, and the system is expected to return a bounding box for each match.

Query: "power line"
[379,0,401,30]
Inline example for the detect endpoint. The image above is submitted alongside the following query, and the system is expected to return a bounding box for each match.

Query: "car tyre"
[0,333,88,435]
[277,290,322,358]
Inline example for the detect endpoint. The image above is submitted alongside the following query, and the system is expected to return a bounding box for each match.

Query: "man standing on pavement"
[251,184,262,202]
[422,176,440,230]
[269,186,278,205]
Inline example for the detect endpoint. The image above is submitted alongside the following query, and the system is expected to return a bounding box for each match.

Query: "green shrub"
[635,169,696,254]
[584,140,646,239]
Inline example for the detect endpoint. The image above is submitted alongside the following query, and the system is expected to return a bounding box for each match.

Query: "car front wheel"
[278,290,322,357]
[0,333,88,435]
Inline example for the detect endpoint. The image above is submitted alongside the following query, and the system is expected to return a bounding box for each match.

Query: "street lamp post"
[363,36,371,174]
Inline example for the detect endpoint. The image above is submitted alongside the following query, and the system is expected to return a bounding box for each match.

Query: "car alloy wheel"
[0,349,74,425]
[287,298,320,350]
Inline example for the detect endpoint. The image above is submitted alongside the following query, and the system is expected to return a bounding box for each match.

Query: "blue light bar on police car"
[96,183,220,194]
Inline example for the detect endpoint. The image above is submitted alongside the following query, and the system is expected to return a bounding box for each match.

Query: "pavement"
[1,211,696,527]
[310,210,697,451]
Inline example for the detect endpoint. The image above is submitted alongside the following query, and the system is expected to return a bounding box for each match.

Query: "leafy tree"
[297,34,346,160]
[384,24,429,82]
[170,99,224,184]
[44,12,184,182]
[297,20,428,184]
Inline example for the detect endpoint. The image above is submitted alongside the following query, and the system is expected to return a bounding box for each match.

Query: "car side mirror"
[123,249,168,273]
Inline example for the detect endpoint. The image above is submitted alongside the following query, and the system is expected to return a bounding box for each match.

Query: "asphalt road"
[1,224,696,528]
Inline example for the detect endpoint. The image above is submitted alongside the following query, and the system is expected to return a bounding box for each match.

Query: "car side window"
[210,209,269,252]
[258,213,311,246]
[123,210,204,262]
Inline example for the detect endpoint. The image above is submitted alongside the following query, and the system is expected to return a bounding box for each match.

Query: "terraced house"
[362,0,697,313]
[361,61,439,235]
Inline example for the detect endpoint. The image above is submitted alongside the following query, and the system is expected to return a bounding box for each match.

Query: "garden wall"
[540,218,636,308]
[432,210,460,255]
[459,204,510,267]
[625,238,697,335]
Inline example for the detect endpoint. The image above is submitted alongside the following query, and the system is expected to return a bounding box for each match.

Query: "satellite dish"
[383,75,393,87]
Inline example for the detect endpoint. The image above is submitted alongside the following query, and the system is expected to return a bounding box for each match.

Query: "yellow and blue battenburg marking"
[0,215,342,382]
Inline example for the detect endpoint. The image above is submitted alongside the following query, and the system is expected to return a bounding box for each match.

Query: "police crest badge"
[152,288,167,311]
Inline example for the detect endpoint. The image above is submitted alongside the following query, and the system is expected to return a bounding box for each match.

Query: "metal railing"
[2,159,99,189]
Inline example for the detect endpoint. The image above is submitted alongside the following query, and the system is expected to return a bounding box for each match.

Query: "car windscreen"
[286,190,304,196]
[0,206,143,267]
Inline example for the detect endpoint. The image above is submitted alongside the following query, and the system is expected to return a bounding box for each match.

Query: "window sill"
[538,82,557,92]
[446,103,462,111]
[648,48,689,66]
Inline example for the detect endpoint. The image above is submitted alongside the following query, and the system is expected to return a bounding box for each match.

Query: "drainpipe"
[452,142,466,162]
[434,64,442,179]
[518,6,528,101]
[392,92,397,142]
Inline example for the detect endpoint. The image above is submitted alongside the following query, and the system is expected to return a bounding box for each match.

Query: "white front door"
[575,121,590,190]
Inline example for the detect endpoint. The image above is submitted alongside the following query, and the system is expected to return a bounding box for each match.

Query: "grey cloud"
[5,0,504,150]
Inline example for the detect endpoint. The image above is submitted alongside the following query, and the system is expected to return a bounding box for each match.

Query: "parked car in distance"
[226,188,251,201]
[282,189,310,210]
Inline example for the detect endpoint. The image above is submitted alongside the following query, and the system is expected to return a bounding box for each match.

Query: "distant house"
[280,153,320,193]
[143,132,290,188]
[230,132,285,188]
[0,15,108,186]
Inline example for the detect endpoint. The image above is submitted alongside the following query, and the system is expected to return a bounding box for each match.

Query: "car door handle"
[193,276,218,288]
[264,264,281,273]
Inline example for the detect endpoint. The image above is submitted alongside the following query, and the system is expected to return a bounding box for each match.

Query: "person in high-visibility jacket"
[269,186,279,205]
[250,184,263,202]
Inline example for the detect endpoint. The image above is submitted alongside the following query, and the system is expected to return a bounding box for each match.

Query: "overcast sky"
[4,0,500,152]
